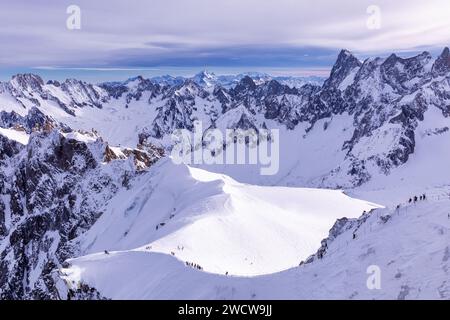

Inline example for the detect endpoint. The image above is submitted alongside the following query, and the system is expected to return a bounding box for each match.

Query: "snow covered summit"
[70,158,381,277]
[2,48,450,299]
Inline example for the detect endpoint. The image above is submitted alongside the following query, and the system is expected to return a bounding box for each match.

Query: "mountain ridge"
[2,48,450,299]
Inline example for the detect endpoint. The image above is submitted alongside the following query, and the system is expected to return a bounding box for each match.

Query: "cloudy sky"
[0,0,449,80]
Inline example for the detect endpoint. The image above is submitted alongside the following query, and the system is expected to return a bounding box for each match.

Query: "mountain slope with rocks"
[0,128,163,299]
[60,192,450,300]
[1,48,450,299]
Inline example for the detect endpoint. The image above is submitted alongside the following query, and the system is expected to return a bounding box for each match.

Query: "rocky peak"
[130,75,145,82]
[99,76,161,103]
[240,75,257,88]
[61,78,96,93]
[382,51,431,72]
[432,47,450,77]
[11,73,44,93]
[0,127,153,299]
[354,57,383,82]
[323,49,362,89]
[150,74,185,86]
[99,81,129,99]
[128,77,160,102]
[264,79,285,95]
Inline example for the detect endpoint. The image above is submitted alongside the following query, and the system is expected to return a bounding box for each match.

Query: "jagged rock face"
[191,70,218,88]
[100,76,164,104]
[118,49,450,186]
[1,48,450,299]
[60,79,108,109]
[305,211,372,264]
[10,74,45,95]
[104,142,164,171]
[0,136,23,238]
[143,75,312,140]
[1,74,108,117]
[150,97,196,139]
[148,81,213,139]
[380,52,433,94]
[310,50,450,185]
[99,81,129,100]
[0,130,161,299]
[0,134,22,161]
[432,47,450,77]
[323,49,362,89]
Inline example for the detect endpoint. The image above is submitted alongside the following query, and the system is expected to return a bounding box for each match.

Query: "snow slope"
[60,194,450,300]
[2,48,450,299]
[0,127,30,145]
[73,158,380,277]
[193,113,355,187]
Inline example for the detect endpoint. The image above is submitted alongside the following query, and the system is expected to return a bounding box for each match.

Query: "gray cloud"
[0,0,449,68]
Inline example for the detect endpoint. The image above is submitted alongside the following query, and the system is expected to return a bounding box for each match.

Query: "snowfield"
[72,158,381,277]
[0,127,30,145]
[60,195,450,300]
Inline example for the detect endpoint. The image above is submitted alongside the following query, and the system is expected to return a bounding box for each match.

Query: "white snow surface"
[74,158,380,277]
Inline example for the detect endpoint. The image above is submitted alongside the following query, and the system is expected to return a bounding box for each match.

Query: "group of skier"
[185,261,203,270]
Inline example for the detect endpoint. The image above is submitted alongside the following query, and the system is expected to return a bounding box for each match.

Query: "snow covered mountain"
[68,159,380,277]
[1,48,450,299]
[3,49,449,188]
[184,70,325,89]
[0,128,163,299]
[60,193,450,299]
[148,70,324,90]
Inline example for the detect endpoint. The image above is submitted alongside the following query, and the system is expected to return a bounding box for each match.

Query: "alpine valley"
[1,48,450,299]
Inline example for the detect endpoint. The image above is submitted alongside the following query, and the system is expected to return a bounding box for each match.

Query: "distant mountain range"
[147,70,325,89]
